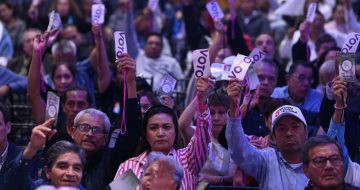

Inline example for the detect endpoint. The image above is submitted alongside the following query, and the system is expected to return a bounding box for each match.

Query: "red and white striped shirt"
[114,108,212,190]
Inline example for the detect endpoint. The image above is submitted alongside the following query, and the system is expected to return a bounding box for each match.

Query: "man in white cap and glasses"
[225,79,309,190]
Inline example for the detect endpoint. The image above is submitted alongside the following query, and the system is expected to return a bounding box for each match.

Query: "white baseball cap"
[271,105,307,130]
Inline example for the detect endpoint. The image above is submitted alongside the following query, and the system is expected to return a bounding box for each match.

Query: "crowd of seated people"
[1,0,360,189]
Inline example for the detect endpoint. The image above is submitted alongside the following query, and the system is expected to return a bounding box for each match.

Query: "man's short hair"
[0,103,10,124]
[288,61,313,75]
[208,91,230,110]
[315,34,336,52]
[144,32,163,44]
[255,58,279,77]
[64,85,92,106]
[74,108,111,134]
[45,140,86,169]
[302,135,344,165]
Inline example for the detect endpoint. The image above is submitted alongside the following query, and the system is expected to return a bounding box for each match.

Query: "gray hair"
[44,141,86,169]
[74,108,111,134]
[51,39,77,56]
[319,60,336,86]
[143,151,184,186]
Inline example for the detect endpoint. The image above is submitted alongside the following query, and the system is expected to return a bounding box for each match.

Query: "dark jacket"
[0,143,22,190]
[82,97,142,190]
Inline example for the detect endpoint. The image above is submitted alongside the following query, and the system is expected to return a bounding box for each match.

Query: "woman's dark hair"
[50,0,83,19]
[0,2,15,17]
[138,90,160,106]
[50,62,76,82]
[135,105,182,155]
[208,91,230,110]
[44,140,86,169]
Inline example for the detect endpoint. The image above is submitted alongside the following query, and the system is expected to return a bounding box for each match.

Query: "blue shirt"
[0,66,27,93]
[226,115,307,190]
[45,58,96,106]
[327,117,360,188]
[272,86,323,113]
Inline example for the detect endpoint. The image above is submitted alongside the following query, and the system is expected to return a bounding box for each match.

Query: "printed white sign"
[306,3,317,23]
[147,0,159,12]
[341,32,360,53]
[114,31,128,59]
[248,66,260,90]
[109,170,140,189]
[193,49,210,79]
[46,11,62,32]
[206,0,224,21]
[337,52,356,82]
[210,63,225,79]
[158,74,177,95]
[92,4,105,24]
[227,54,252,80]
[45,91,60,128]
[248,48,267,65]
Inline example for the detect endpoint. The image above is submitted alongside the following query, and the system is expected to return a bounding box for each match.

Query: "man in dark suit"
[0,103,22,188]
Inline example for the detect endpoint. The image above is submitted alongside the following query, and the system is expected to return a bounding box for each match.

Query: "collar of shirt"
[277,151,303,170]
[0,143,9,169]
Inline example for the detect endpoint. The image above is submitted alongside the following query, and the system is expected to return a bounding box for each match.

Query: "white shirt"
[136,51,185,91]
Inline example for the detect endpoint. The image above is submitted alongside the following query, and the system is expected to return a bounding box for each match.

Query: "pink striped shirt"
[114,108,212,190]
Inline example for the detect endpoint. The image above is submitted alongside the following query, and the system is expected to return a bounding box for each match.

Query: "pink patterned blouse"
[114,108,212,190]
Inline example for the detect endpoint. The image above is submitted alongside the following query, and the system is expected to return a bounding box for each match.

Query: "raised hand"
[92,24,104,46]
[149,159,178,190]
[299,21,310,43]
[226,79,242,117]
[33,34,47,52]
[331,76,347,108]
[23,119,56,160]
[29,119,56,150]
[116,54,136,84]
[241,85,259,111]
[196,76,215,105]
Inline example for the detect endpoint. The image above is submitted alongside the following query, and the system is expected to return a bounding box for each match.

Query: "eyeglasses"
[75,123,104,135]
[310,155,343,168]
[291,74,314,84]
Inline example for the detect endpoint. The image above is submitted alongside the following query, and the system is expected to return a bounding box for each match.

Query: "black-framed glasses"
[75,123,104,135]
[310,155,343,168]
[291,74,314,84]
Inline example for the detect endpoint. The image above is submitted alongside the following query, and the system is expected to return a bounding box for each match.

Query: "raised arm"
[124,1,140,59]
[5,119,56,190]
[27,33,47,125]
[110,54,141,168]
[209,20,227,63]
[225,79,266,180]
[326,76,348,164]
[178,97,196,143]
[92,24,112,94]
[328,76,360,187]
[180,76,212,175]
